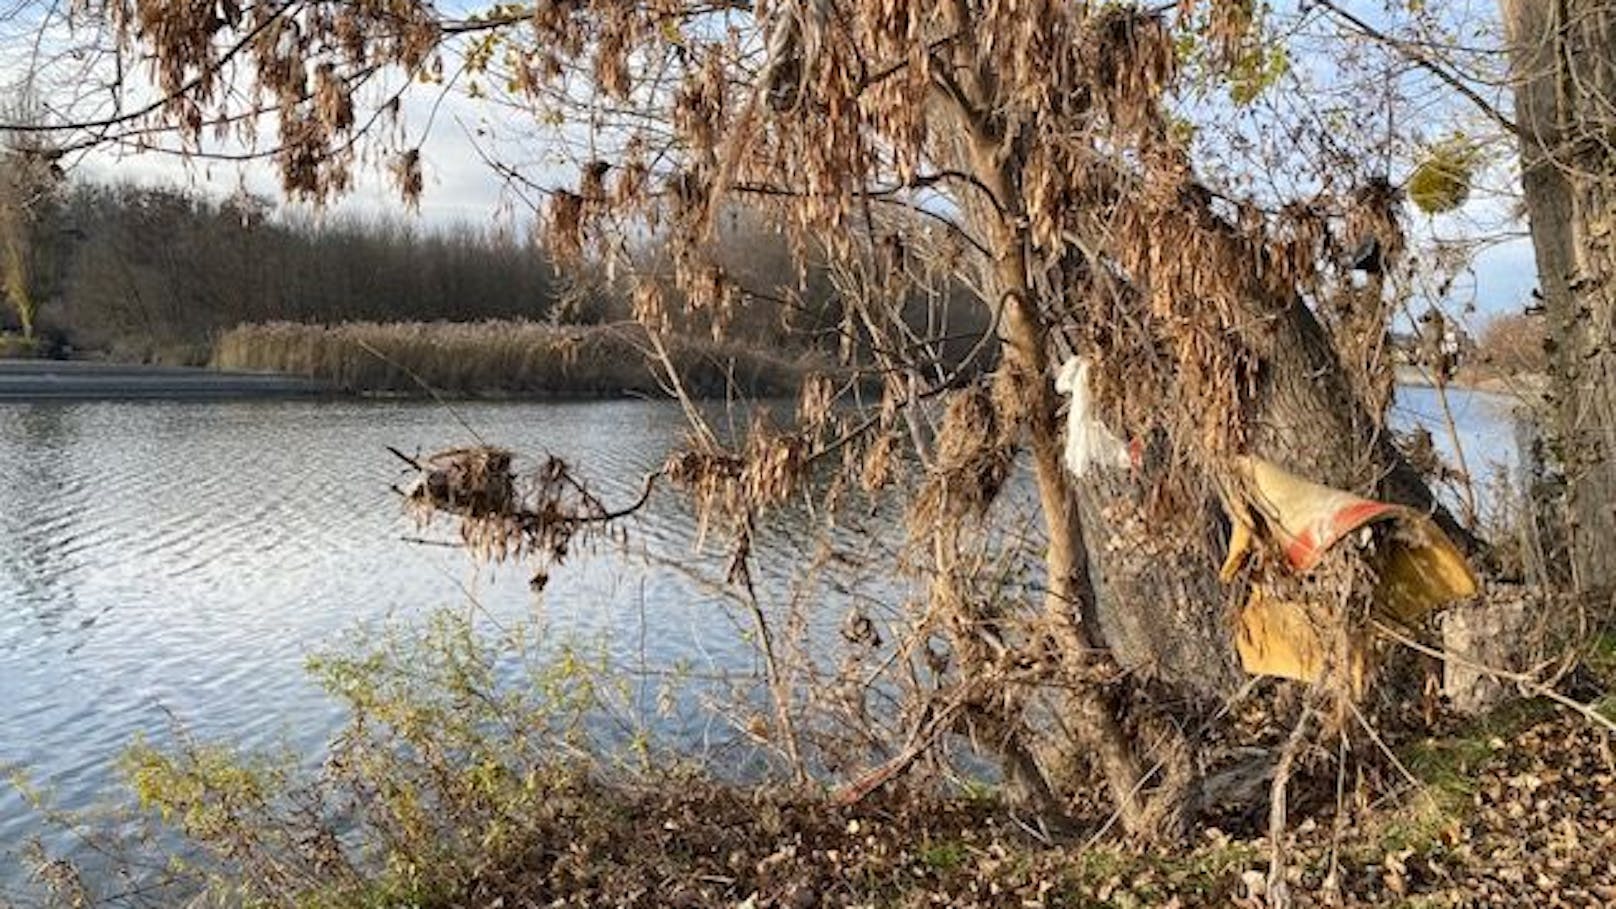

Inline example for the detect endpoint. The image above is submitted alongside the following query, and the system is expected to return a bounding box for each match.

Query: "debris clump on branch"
[395,444,656,582]
[403,446,517,520]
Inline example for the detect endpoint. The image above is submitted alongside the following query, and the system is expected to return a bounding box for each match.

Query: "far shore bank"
[208,320,821,400]
[1392,364,1547,399]
[0,355,1547,404]
[0,359,335,400]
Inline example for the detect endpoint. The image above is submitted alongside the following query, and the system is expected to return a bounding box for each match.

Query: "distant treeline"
[1,180,994,395]
[20,184,563,362]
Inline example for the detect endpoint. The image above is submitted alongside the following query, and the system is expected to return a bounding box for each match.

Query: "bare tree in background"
[0,91,63,341]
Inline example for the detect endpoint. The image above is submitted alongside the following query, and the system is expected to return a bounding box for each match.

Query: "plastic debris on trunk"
[1220,456,1477,684]
[1234,589,1371,692]
[1054,356,1132,478]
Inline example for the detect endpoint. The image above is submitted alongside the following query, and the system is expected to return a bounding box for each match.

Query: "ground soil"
[465,701,1614,908]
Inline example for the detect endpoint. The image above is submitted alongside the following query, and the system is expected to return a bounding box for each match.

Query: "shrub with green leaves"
[110,610,634,907]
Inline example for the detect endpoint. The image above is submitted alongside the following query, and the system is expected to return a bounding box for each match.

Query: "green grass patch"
[918,839,968,872]
[1371,696,1558,855]
[1582,630,1616,680]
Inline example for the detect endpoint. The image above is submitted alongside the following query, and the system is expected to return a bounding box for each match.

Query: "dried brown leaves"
[1082,5,1177,139]
[103,0,441,199]
[403,446,622,580]
[1105,179,1268,460]
[913,381,1013,526]
[663,423,814,527]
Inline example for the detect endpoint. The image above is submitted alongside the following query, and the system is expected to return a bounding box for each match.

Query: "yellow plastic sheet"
[1222,457,1477,683]
[1234,591,1369,692]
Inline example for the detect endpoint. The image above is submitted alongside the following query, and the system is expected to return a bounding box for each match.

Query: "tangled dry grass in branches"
[913,381,1015,525]
[399,445,651,584]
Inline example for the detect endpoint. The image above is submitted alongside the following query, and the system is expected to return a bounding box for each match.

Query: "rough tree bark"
[1084,262,1475,698]
[1502,0,1616,595]
[1251,297,1473,532]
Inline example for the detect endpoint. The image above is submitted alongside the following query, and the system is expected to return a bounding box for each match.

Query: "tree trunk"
[1078,479,1245,695]
[975,148,1173,839]
[1251,297,1472,531]
[1082,275,1475,699]
[1502,0,1616,595]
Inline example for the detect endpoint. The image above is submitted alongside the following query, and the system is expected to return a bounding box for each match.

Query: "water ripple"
[0,392,1519,879]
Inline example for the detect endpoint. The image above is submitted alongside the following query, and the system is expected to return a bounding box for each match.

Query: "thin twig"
[1430,371,1480,530]
[386,445,423,470]
[1373,619,1616,735]
[1267,703,1314,909]
[353,337,487,447]
[1311,0,1519,138]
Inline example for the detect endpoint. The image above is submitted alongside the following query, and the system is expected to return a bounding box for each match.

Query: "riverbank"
[0,359,332,400]
[34,635,1616,908]
[0,319,825,401]
[1393,364,1548,399]
[211,320,821,398]
[256,705,1613,908]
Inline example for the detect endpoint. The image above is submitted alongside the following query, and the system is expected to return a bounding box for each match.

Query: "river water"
[0,387,1522,874]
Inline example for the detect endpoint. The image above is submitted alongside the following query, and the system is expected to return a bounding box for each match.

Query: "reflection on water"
[0,387,1521,868]
[0,399,784,857]
[1390,385,1524,518]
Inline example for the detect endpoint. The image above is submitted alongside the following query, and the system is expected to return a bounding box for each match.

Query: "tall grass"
[211,319,816,397]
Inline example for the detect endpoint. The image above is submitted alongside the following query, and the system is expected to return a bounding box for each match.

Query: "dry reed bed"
[211,320,814,397]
